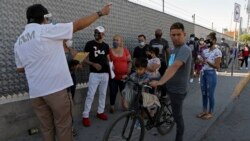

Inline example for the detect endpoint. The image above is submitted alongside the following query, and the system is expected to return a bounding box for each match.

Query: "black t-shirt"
[133,44,150,59]
[149,38,169,59]
[84,40,110,73]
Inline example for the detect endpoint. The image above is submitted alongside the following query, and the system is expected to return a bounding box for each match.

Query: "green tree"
[239,34,250,42]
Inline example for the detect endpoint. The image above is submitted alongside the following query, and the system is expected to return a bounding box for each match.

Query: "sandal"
[196,112,207,118]
[201,113,213,120]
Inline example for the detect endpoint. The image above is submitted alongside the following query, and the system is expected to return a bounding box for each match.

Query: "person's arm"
[15,49,25,73]
[73,4,112,33]
[205,57,221,69]
[204,49,222,69]
[127,55,132,74]
[83,55,102,71]
[156,60,183,86]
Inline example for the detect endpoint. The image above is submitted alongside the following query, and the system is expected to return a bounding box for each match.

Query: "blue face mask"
[113,41,119,48]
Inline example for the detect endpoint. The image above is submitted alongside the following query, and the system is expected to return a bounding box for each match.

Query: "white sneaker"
[189,78,194,83]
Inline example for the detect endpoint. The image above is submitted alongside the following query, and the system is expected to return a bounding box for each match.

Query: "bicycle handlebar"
[122,78,152,89]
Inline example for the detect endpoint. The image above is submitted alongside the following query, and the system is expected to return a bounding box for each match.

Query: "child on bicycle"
[122,58,150,109]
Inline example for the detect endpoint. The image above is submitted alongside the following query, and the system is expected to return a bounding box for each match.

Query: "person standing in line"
[133,34,150,60]
[14,3,111,141]
[240,43,250,70]
[150,22,192,141]
[82,26,110,127]
[109,34,132,113]
[186,33,199,83]
[146,47,161,79]
[227,42,237,66]
[220,38,230,68]
[63,39,79,100]
[196,32,222,120]
[149,29,170,67]
[195,38,207,83]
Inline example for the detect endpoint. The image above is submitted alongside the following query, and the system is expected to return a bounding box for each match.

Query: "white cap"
[95,26,105,33]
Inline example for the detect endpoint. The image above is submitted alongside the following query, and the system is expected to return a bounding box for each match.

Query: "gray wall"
[0,0,230,97]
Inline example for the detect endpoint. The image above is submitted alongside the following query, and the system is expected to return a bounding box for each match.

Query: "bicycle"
[103,79,175,141]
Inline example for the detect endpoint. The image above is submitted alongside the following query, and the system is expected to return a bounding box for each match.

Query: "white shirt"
[14,23,73,98]
[202,48,222,70]
[147,57,161,78]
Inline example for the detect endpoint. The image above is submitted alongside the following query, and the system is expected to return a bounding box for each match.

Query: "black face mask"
[205,39,213,48]
[155,34,162,39]
[94,33,102,41]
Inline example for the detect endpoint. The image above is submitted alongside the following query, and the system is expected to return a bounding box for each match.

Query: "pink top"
[109,48,130,80]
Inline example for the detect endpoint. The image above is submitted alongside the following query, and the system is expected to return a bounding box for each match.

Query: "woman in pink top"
[109,34,132,113]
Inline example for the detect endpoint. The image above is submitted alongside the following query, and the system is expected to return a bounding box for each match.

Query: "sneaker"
[82,117,91,127]
[189,78,194,83]
[246,67,248,70]
[240,67,242,70]
[97,113,108,120]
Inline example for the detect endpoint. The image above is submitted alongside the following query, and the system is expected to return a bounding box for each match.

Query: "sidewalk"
[8,69,250,141]
[201,80,250,141]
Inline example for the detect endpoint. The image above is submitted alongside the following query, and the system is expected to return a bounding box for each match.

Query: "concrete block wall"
[0,0,201,96]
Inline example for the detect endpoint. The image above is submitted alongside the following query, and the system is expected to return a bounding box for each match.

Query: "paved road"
[201,82,250,141]
[8,69,249,141]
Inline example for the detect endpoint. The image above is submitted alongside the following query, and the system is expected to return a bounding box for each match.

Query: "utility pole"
[192,14,195,24]
[163,0,164,13]
[247,14,250,33]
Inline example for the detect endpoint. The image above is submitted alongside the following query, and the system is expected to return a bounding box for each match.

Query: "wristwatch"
[97,11,103,17]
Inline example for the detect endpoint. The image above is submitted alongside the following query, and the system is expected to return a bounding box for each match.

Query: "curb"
[199,72,250,141]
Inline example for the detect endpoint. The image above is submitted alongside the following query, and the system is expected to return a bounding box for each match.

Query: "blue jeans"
[200,70,217,113]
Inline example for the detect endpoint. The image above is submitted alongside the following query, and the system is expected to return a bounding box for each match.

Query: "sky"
[129,0,249,33]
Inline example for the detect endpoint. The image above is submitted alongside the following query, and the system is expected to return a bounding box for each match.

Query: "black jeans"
[109,79,125,106]
[168,92,187,141]
[241,56,249,68]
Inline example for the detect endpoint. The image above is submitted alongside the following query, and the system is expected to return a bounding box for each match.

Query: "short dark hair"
[135,58,148,68]
[170,22,185,31]
[138,34,146,40]
[26,4,49,24]
[147,47,159,56]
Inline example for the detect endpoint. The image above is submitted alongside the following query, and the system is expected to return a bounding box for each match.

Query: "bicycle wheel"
[103,111,145,141]
[156,99,175,135]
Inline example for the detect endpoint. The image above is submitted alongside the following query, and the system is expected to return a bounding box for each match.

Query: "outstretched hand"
[100,3,112,16]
